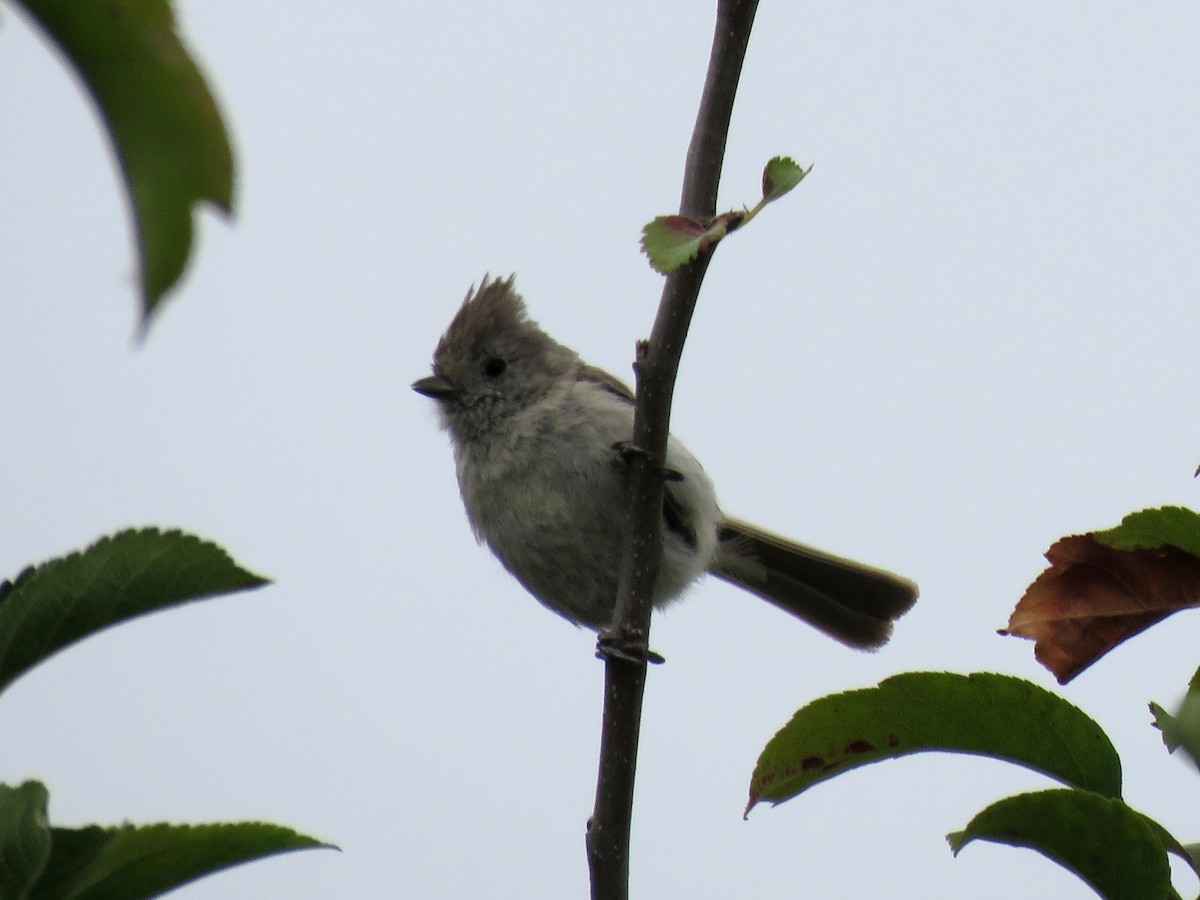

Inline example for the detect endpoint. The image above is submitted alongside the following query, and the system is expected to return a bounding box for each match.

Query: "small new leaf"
[641,154,809,273]
[640,215,730,274]
[761,156,810,204]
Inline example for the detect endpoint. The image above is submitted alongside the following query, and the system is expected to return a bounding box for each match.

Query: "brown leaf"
[1003,534,1200,683]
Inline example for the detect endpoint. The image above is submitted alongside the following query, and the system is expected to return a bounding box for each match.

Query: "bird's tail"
[709,516,917,649]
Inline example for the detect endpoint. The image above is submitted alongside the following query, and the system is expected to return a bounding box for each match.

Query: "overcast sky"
[3,2,1200,897]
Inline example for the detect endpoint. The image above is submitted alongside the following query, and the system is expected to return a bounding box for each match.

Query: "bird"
[413,276,916,648]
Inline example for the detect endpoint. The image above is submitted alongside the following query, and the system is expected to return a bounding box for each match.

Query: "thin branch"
[586,3,760,898]
[680,0,760,220]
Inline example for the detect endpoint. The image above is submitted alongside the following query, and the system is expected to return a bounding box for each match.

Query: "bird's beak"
[412,373,458,400]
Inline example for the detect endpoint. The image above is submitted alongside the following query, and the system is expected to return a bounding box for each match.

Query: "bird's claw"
[596,632,666,665]
[610,441,683,481]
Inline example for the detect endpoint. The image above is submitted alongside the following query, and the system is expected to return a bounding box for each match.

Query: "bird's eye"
[482,357,507,379]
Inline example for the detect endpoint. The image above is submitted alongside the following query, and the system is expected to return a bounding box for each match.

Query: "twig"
[585,3,761,898]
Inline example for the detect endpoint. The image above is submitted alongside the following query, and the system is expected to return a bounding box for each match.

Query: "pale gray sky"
[3,2,1200,897]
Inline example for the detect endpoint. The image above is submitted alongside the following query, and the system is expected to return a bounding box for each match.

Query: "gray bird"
[413,276,916,648]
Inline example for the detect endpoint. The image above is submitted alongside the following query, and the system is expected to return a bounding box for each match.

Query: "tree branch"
[586,3,760,898]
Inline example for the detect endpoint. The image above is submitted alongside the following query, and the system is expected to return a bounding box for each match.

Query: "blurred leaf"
[1151,692,1200,768]
[640,214,735,274]
[1150,702,1183,753]
[948,789,1170,900]
[760,155,809,203]
[15,0,235,328]
[1004,531,1200,683]
[0,782,52,898]
[1095,506,1200,558]
[747,672,1120,814]
[47,821,332,900]
[0,529,269,697]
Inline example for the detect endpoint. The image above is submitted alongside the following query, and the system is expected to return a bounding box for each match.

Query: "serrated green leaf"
[1138,813,1200,888]
[0,529,269,698]
[948,790,1170,900]
[44,821,331,900]
[640,215,729,274]
[0,782,52,898]
[0,783,331,900]
[760,156,809,203]
[30,826,114,900]
[748,672,1120,814]
[15,0,235,328]
[1095,506,1200,559]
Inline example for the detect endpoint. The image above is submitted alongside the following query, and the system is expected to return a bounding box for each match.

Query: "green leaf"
[0,782,52,898]
[1152,665,1200,758]
[1151,692,1200,767]
[760,155,809,203]
[640,155,808,273]
[43,822,331,900]
[1150,664,1200,766]
[1184,844,1200,876]
[15,0,235,328]
[30,826,114,900]
[1138,814,1200,889]
[1150,701,1183,753]
[1094,506,1200,559]
[639,214,732,274]
[747,672,1120,814]
[0,781,331,899]
[947,790,1170,900]
[0,529,269,698]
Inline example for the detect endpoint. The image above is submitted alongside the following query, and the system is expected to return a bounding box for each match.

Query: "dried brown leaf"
[1003,534,1200,683]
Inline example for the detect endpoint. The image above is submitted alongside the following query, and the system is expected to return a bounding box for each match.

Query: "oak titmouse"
[413,276,916,648]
